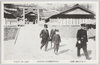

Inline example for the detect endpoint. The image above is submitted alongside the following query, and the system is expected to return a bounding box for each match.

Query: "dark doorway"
[25,12,37,24]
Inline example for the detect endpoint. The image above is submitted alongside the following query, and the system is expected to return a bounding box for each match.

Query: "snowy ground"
[4,24,96,61]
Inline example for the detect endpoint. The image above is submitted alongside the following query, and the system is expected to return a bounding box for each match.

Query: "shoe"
[40,47,42,49]
[77,56,81,58]
[77,55,81,58]
[45,49,47,52]
[86,57,91,60]
[55,52,58,55]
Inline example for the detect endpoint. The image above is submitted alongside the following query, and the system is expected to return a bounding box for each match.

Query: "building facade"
[46,4,95,26]
[4,4,43,25]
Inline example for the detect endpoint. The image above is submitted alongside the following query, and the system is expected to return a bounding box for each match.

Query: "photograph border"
[0,0,100,64]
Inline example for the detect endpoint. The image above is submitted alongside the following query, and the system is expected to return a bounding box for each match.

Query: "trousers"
[77,46,89,59]
[40,41,48,51]
[54,44,59,53]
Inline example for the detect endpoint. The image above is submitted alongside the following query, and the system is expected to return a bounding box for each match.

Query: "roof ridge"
[60,4,95,16]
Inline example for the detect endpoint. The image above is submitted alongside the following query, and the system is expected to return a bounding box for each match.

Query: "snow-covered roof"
[4,8,17,11]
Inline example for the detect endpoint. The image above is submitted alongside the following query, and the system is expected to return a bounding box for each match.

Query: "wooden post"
[72,18,74,25]
[67,18,69,25]
[60,18,61,24]
[62,19,63,25]
[74,19,75,25]
[63,19,64,25]
[86,18,87,23]
[37,6,39,24]
[65,19,66,24]
[78,18,80,25]
[58,18,60,24]
[74,18,76,25]
[68,18,70,25]
[23,8,25,24]
[70,19,71,25]
[76,19,78,25]
[77,19,79,25]
[78,19,79,25]
[80,19,82,25]
[82,18,84,23]
[76,19,77,25]
[61,19,63,25]
[66,19,67,25]
[84,18,85,23]
[70,18,72,25]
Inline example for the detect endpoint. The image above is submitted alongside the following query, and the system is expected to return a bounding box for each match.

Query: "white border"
[1,1,99,64]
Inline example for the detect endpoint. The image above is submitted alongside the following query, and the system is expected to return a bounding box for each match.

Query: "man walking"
[52,29,61,55]
[40,24,49,51]
[76,24,91,60]
[50,27,56,47]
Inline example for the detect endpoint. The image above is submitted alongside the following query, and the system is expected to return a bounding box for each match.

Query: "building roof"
[46,4,95,21]
[4,12,16,18]
[4,10,11,14]
[25,12,37,15]
[4,7,17,18]
[4,8,17,11]
[60,4,95,16]
[43,10,60,19]
[15,4,43,9]
[25,12,37,18]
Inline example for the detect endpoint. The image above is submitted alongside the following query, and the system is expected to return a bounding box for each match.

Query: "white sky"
[13,3,96,13]
[38,3,96,13]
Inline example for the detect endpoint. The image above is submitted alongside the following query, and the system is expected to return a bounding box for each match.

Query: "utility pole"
[23,7,25,24]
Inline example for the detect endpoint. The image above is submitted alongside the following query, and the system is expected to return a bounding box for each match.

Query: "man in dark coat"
[40,24,49,51]
[52,29,61,55]
[76,24,91,60]
[50,27,56,47]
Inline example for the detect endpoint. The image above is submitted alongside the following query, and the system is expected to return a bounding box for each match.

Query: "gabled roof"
[60,4,95,16]
[4,8,17,18]
[4,12,16,18]
[43,10,60,18]
[45,4,95,22]
[4,10,11,14]
[4,8,17,11]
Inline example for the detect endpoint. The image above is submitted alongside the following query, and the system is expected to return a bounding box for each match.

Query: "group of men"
[40,24,61,55]
[40,24,91,60]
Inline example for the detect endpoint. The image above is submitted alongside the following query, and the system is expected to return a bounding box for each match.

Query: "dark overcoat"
[52,34,61,44]
[40,29,49,44]
[76,29,88,48]
[50,29,56,40]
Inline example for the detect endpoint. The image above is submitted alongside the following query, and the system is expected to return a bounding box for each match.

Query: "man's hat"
[44,24,48,28]
[81,23,86,27]
[55,29,59,32]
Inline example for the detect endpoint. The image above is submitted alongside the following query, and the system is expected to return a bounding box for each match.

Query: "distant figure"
[76,24,91,60]
[50,27,56,47]
[52,29,61,55]
[40,24,49,51]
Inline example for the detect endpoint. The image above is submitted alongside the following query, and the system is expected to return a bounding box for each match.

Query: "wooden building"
[17,5,43,24]
[4,6,18,25]
[4,4,43,25]
[46,4,95,26]
[25,12,37,24]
